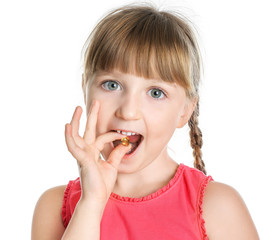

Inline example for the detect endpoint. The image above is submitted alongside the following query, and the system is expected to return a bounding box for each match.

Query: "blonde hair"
[82,4,207,175]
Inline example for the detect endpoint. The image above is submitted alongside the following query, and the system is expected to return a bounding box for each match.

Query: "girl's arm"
[203,181,259,240]
[31,186,66,240]
[60,198,105,240]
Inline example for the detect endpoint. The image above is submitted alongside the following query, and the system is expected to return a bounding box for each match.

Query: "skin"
[83,70,194,197]
[31,70,259,239]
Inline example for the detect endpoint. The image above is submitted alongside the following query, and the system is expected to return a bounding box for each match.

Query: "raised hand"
[64,100,131,205]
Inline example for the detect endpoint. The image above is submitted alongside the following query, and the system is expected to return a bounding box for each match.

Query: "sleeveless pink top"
[62,164,213,239]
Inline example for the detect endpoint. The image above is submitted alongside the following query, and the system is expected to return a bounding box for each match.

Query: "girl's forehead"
[94,53,162,80]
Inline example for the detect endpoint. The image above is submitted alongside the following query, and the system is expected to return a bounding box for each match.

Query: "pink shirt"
[62,163,213,239]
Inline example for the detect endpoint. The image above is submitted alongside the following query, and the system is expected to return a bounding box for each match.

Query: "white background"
[0,0,273,239]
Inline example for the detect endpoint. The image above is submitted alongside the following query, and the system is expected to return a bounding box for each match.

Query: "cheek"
[150,105,179,127]
[147,109,179,142]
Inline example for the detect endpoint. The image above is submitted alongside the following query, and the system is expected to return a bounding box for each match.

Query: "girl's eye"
[148,88,166,99]
[101,81,166,99]
[102,80,121,91]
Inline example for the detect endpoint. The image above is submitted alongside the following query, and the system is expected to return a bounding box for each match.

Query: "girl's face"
[84,69,196,173]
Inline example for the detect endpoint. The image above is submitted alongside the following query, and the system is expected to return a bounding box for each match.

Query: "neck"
[113,152,179,198]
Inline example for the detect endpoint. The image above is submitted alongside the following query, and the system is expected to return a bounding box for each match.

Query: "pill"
[121,136,130,146]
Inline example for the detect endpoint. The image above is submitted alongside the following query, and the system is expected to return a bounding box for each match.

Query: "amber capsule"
[121,136,130,146]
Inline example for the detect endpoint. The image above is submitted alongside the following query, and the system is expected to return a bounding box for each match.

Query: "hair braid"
[188,99,207,175]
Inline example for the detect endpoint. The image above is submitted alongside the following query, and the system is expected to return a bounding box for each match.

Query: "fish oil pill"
[121,136,130,146]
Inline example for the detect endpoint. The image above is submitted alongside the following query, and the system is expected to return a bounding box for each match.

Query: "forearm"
[61,199,106,240]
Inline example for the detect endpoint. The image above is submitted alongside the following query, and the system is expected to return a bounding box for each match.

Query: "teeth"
[115,130,137,136]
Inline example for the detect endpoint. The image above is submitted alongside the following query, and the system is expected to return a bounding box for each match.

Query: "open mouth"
[111,130,143,155]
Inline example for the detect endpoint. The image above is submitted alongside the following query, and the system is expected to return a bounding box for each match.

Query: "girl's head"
[81,4,206,175]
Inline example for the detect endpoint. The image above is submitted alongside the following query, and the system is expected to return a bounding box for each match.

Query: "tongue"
[128,134,141,143]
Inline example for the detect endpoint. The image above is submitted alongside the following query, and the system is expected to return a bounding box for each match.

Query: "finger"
[65,123,86,163]
[83,100,99,145]
[70,106,82,140]
[107,143,132,169]
[95,132,127,152]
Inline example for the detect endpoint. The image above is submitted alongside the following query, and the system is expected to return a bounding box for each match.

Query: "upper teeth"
[116,130,137,136]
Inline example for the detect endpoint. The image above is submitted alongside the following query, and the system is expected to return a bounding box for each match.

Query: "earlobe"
[176,98,198,128]
[176,111,189,128]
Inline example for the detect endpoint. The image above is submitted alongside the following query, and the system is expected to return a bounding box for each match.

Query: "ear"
[177,97,198,128]
[82,74,86,105]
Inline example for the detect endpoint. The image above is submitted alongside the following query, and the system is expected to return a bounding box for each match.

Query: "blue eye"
[148,88,166,99]
[102,81,121,91]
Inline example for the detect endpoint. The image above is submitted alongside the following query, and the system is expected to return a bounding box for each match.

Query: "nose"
[115,93,142,120]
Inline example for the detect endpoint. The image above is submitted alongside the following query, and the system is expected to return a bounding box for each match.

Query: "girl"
[31,4,259,240]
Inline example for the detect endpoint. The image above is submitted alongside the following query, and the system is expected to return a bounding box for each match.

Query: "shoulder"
[31,185,67,240]
[181,164,211,183]
[203,181,259,240]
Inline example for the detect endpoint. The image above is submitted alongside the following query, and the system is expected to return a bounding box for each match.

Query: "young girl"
[31,4,259,240]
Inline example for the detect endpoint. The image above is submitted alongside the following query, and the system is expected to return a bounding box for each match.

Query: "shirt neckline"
[109,163,184,203]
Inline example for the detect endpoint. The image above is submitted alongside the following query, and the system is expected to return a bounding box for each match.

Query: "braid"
[188,99,207,175]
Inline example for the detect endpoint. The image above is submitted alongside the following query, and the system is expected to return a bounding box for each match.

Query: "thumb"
[107,144,132,168]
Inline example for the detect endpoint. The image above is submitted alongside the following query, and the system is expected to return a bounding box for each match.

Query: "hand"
[65,100,131,205]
